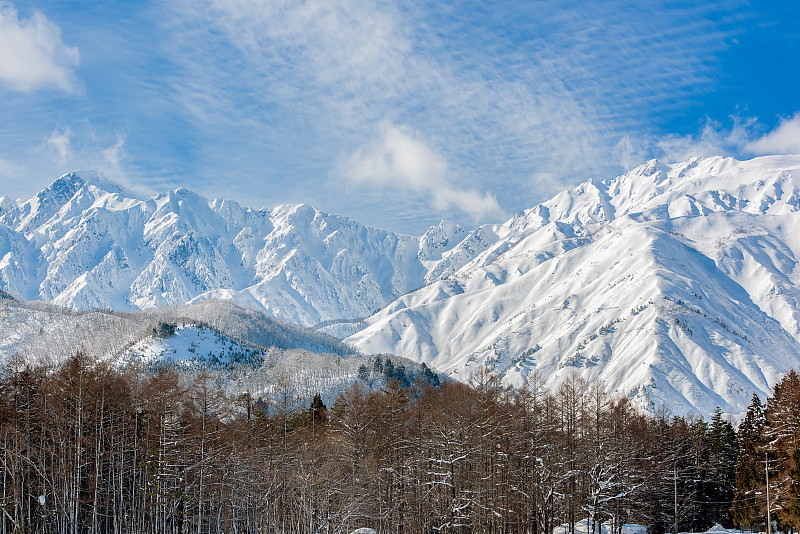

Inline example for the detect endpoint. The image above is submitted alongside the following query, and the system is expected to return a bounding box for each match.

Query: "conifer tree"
[707,407,738,526]
[310,392,327,426]
[764,370,800,530]
[732,394,766,528]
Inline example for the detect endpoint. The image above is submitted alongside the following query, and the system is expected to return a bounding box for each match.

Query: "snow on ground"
[118,324,265,368]
[552,520,747,534]
[553,520,646,534]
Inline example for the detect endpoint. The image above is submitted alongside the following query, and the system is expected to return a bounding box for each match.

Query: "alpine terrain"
[2,155,800,416]
[348,155,800,416]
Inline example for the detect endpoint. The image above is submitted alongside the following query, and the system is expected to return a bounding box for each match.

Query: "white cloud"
[154,0,763,231]
[338,123,503,221]
[46,125,72,163]
[0,2,79,93]
[102,133,126,174]
[656,117,755,163]
[0,155,23,181]
[747,113,800,155]
[170,0,742,195]
[610,117,760,169]
[613,135,649,174]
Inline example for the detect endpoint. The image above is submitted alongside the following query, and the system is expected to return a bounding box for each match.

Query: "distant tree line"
[1,355,799,534]
[357,355,440,388]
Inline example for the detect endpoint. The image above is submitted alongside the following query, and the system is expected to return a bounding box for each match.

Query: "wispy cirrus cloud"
[37,122,131,186]
[653,117,758,164]
[0,1,79,93]
[46,125,72,163]
[156,0,754,230]
[1,0,794,234]
[611,113,800,167]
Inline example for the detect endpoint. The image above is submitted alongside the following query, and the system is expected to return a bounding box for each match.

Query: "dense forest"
[1,354,799,534]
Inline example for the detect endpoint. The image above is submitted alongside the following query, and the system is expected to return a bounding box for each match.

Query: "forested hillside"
[0,296,353,366]
[2,357,798,534]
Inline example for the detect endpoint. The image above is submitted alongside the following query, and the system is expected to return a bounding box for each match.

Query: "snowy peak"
[348,155,800,417]
[3,156,800,416]
[0,195,15,215]
[5,172,86,232]
[419,219,467,262]
[606,156,800,219]
[0,173,433,325]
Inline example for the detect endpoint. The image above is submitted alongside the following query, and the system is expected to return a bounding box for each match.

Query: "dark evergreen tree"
[707,407,738,527]
[310,392,327,425]
[686,416,713,531]
[421,363,440,387]
[393,362,408,386]
[357,364,370,382]
[383,358,395,381]
[732,393,766,528]
[153,321,176,339]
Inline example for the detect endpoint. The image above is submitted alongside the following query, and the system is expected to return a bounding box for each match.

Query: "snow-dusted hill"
[0,296,351,366]
[347,156,800,416]
[0,172,464,325]
[0,296,435,404]
[3,155,800,416]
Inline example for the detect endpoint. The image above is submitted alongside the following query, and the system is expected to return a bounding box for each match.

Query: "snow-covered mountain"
[347,156,800,416]
[0,171,465,325]
[3,155,800,416]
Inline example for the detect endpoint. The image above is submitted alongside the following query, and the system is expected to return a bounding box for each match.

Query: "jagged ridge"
[347,155,800,417]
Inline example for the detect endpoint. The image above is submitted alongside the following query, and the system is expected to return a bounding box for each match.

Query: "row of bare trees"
[1,354,797,534]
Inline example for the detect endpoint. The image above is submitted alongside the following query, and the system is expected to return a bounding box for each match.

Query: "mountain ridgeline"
[2,155,800,416]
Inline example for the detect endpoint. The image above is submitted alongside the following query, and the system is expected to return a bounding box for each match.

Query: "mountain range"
[2,155,800,416]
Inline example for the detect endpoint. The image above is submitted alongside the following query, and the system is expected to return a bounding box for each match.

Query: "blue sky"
[1,0,799,234]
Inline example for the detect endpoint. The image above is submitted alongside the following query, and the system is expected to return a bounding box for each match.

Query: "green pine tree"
[708,407,738,526]
[732,394,766,529]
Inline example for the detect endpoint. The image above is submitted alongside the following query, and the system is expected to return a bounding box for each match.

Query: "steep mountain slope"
[0,173,465,325]
[348,156,800,416]
[3,156,800,416]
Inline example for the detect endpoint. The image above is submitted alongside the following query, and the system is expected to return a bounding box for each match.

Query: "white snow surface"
[4,156,800,416]
[119,324,257,366]
[346,156,800,417]
[0,171,465,325]
[553,520,646,534]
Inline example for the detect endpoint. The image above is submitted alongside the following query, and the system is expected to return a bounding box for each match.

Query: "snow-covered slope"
[0,296,352,366]
[348,156,800,416]
[0,296,440,404]
[4,156,800,416]
[0,172,465,325]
